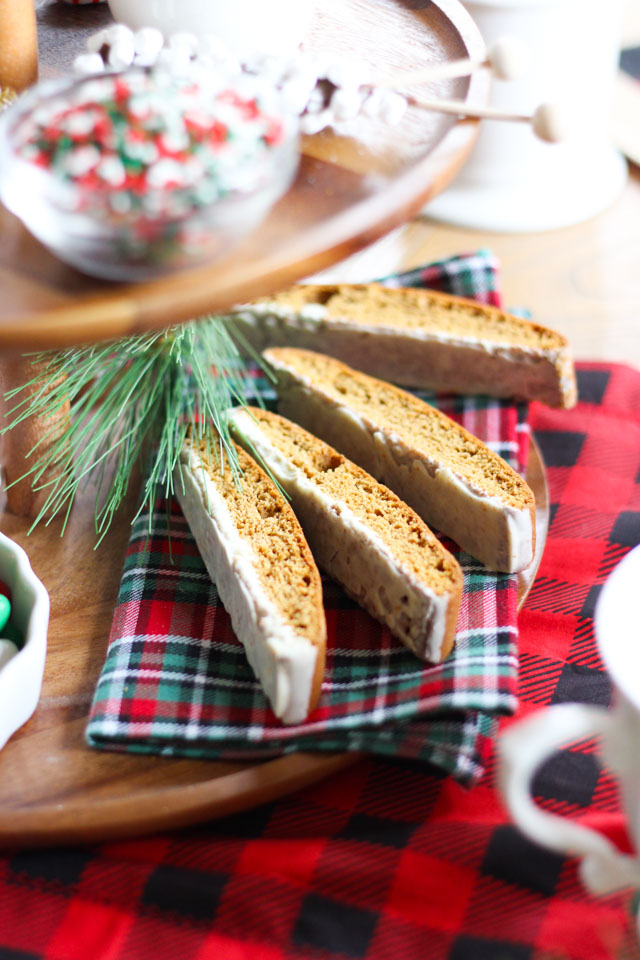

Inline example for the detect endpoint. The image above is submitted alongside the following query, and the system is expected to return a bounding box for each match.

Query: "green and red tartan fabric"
[86,252,527,784]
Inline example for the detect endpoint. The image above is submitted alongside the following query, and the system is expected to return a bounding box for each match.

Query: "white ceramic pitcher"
[427,0,627,231]
[499,545,640,903]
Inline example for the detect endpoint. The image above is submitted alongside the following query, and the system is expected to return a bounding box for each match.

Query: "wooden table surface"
[313,161,640,370]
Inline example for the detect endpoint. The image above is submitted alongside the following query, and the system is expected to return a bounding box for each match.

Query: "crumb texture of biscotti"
[175,432,326,724]
[230,407,463,663]
[232,283,577,407]
[263,348,536,573]
[189,435,322,637]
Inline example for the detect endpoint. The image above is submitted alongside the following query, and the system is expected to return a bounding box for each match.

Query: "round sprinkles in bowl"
[2,67,298,279]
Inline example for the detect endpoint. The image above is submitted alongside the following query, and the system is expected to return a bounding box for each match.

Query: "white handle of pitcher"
[498,703,640,895]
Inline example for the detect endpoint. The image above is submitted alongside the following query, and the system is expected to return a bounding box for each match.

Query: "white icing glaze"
[236,301,296,320]
[231,409,453,661]
[265,354,534,573]
[299,303,329,322]
[372,426,533,572]
[174,446,318,724]
[236,302,556,364]
[233,303,577,406]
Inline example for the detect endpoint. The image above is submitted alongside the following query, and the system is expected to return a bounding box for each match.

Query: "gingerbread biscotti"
[263,348,536,573]
[230,283,577,408]
[174,431,326,725]
[229,407,463,663]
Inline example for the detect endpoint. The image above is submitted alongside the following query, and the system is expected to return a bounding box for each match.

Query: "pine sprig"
[2,316,253,545]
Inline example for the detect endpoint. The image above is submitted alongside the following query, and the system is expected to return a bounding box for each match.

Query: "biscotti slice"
[263,348,536,574]
[174,432,326,725]
[230,283,576,408]
[229,407,463,663]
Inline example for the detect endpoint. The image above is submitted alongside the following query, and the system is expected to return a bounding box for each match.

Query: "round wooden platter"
[0,0,488,349]
[0,440,548,849]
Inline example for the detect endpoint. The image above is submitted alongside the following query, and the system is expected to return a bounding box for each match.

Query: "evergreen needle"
[3,316,254,546]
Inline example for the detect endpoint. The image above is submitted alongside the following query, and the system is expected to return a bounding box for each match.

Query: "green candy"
[0,594,10,633]
[1,621,21,648]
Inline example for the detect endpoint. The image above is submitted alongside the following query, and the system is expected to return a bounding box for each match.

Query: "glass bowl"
[0,69,299,282]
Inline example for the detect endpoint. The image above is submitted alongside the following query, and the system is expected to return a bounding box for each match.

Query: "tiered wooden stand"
[0,0,546,849]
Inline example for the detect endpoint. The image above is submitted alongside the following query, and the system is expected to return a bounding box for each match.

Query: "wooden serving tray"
[0,0,487,348]
[0,439,548,849]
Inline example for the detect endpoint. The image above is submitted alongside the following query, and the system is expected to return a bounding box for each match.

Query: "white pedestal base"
[426,144,627,233]
[424,0,627,234]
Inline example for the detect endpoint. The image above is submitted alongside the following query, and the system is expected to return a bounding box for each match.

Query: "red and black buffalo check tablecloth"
[1,258,640,959]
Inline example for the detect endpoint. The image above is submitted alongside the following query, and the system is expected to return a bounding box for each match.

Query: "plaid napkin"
[86,251,528,784]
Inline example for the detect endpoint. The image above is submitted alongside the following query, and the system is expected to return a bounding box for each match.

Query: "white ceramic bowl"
[106,0,316,60]
[0,532,49,751]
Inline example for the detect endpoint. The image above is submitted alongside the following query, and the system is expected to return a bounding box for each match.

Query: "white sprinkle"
[244,54,286,84]
[109,191,132,215]
[102,23,135,49]
[380,91,407,125]
[125,139,159,165]
[76,79,112,106]
[86,28,110,54]
[300,109,333,135]
[330,86,364,122]
[305,86,327,115]
[141,190,168,217]
[361,86,385,119]
[64,109,98,136]
[73,53,105,76]
[96,155,126,187]
[133,27,164,67]
[181,155,205,185]
[146,158,185,189]
[156,46,193,75]
[280,77,317,115]
[63,145,100,177]
[160,127,190,153]
[107,31,136,70]
[127,94,151,119]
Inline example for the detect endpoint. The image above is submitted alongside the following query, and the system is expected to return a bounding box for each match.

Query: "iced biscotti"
[230,283,576,408]
[175,431,326,724]
[263,348,536,573]
[230,407,463,663]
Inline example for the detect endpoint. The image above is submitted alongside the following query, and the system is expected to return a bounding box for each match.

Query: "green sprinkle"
[0,595,10,633]
[0,620,21,648]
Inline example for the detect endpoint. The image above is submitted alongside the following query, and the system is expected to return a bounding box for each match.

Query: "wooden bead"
[488,38,528,82]
[532,102,571,143]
